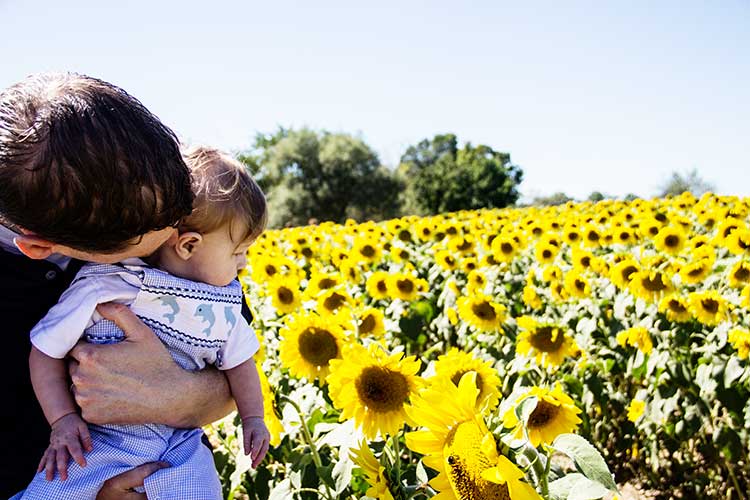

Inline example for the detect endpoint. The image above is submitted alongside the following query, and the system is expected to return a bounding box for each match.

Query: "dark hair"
[181,146,267,243]
[0,72,194,253]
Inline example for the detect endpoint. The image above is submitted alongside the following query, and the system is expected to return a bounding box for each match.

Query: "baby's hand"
[38,412,93,481]
[242,416,270,468]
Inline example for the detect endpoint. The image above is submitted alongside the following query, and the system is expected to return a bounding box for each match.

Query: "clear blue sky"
[1,0,748,200]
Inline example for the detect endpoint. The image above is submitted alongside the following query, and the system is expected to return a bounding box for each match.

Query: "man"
[0,73,234,498]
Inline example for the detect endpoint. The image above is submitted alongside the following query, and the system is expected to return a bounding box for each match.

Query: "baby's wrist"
[50,411,79,428]
[241,415,264,422]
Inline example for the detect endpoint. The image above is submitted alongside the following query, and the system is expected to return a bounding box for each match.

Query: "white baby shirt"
[30,258,259,371]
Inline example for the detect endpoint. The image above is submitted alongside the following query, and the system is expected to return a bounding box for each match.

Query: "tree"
[236,126,290,193]
[399,134,523,215]
[587,191,607,202]
[659,169,714,197]
[532,192,573,206]
[248,128,402,227]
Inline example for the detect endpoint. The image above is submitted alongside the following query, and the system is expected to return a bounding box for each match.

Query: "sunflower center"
[568,232,580,242]
[701,298,719,314]
[471,301,496,321]
[500,243,514,255]
[542,249,552,259]
[297,327,339,367]
[277,286,295,304]
[668,300,687,314]
[450,370,484,393]
[457,239,472,251]
[318,278,337,289]
[323,292,347,311]
[376,280,388,293]
[361,245,376,258]
[529,326,565,352]
[301,247,313,258]
[580,256,591,268]
[587,231,600,242]
[265,264,278,276]
[359,314,376,335]
[355,366,409,412]
[734,267,750,282]
[443,421,510,500]
[397,279,415,294]
[687,264,706,277]
[619,231,630,242]
[398,229,412,242]
[574,279,586,292]
[642,274,667,292]
[528,400,561,429]
[665,235,680,248]
[621,265,638,282]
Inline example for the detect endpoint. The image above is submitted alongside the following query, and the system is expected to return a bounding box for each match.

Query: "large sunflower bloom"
[658,295,691,323]
[327,343,422,439]
[355,307,386,337]
[279,312,347,381]
[609,259,639,290]
[366,271,391,300]
[387,272,428,301]
[679,258,713,285]
[654,226,687,255]
[688,290,730,326]
[431,348,501,412]
[503,384,582,448]
[728,261,750,288]
[457,294,507,332]
[516,316,578,368]
[406,374,541,500]
[350,441,394,500]
[563,269,591,299]
[629,269,673,303]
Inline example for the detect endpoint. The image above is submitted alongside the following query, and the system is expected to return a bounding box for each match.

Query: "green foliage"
[399,133,523,215]
[532,192,574,206]
[243,128,403,227]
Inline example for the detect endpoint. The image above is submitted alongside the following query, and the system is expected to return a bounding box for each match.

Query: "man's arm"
[68,303,235,428]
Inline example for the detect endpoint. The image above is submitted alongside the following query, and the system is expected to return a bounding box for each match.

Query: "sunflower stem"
[540,445,553,499]
[279,395,335,500]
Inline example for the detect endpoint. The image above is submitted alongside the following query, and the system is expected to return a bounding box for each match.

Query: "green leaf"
[724,356,744,388]
[332,453,353,495]
[550,472,612,500]
[552,434,618,492]
[416,460,429,485]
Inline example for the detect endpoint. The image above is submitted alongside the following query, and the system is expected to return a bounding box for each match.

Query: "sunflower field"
[207,192,750,500]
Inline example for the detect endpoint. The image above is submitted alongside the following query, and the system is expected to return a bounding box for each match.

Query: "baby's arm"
[29,346,92,481]
[225,359,270,468]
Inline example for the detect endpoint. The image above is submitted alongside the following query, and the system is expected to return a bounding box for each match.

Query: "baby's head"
[155,146,267,287]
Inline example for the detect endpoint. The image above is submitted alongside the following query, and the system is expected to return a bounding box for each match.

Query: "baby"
[22,146,270,500]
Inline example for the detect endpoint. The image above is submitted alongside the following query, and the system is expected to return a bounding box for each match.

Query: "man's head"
[0,72,194,262]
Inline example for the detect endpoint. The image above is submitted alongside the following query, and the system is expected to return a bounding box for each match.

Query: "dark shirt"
[0,248,83,498]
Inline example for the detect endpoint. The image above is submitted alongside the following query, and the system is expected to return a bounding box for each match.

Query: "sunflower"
[317,287,355,317]
[582,225,603,247]
[534,243,558,265]
[279,312,347,381]
[516,316,578,368]
[339,258,364,285]
[679,259,713,285]
[563,269,591,299]
[654,226,687,255]
[388,273,428,301]
[367,271,391,300]
[405,374,542,500]
[502,384,582,447]
[542,265,562,283]
[327,343,422,439]
[352,237,383,266]
[467,270,489,295]
[448,234,475,255]
[522,284,543,310]
[728,327,750,360]
[355,307,386,337]
[627,399,646,423]
[268,275,302,314]
[257,365,284,447]
[562,224,582,246]
[616,326,653,354]
[658,295,691,323]
[728,261,750,288]
[305,270,341,298]
[629,269,674,303]
[743,285,750,308]
[571,248,594,271]
[431,348,501,412]
[350,441,394,500]
[435,249,460,271]
[457,294,507,332]
[688,290,730,326]
[725,228,750,256]
[491,235,520,263]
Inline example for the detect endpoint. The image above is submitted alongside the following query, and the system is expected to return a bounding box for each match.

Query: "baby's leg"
[143,428,222,500]
[21,424,169,500]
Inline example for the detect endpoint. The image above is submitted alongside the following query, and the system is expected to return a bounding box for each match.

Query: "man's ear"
[13,235,57,260]
[174,232,203,261]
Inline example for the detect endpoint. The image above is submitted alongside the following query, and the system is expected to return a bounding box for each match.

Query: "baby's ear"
[174,232,203,261]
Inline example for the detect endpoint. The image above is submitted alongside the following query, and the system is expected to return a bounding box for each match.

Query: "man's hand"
[68,303,234,427]
[96,462,170,500]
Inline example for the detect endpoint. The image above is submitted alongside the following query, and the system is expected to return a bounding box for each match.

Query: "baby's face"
[187,227,255,287]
